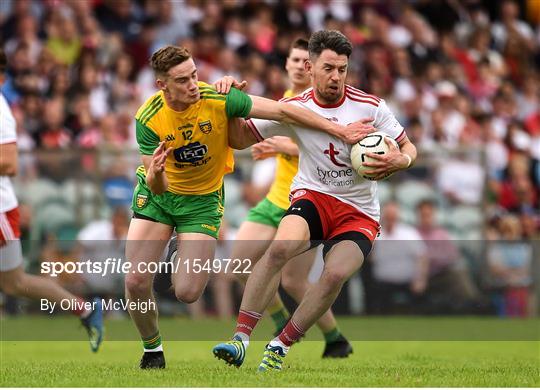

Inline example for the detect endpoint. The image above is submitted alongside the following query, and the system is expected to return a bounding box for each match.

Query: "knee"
[125,273,152,296]
[267,243,292,269]
[174,285,202,304]
[321,267,350,290]
[1,274,25,296]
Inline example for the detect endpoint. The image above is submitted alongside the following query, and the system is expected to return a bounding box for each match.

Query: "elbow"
[0,162,17,177]
[235,138,255,150]
[275,103,289,123]
[6,166,17,176]
[228,138,248,150]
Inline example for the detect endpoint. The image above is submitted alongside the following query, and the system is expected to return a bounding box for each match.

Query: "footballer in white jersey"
[214,30,417,371]
[0,88,21,270]
[247,85,406,223]
[0,48,104,353]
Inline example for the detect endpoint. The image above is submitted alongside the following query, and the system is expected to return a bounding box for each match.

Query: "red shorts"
[0,207,21,242]
[290,189,380,241]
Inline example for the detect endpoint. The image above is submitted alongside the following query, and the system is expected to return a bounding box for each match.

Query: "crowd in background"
[0,0,538,317]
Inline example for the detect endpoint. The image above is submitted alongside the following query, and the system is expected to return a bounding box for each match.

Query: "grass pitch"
[1,317,538,387]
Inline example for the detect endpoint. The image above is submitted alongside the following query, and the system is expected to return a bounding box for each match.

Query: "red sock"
[278,319,304,347]
[71,297,89,316]
[235,310,262,337]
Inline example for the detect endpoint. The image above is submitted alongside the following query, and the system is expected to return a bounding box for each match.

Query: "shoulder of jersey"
[279,88,314,103]
[135,91,164,125]
[344,85,381,107]
[198,81,226,102]
[279,86,381,108]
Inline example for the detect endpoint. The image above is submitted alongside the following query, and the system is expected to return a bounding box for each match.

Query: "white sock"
[144,344,163,353]
[269,337,290,355]
[233,332,250,348]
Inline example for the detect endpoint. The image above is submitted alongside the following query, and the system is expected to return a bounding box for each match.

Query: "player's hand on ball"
[151,142,172,173]
[339,117,376,144]
[213,76,248,94]
[362,138,408,180]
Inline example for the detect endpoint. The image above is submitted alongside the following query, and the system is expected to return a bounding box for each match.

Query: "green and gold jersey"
[135,82,252,195]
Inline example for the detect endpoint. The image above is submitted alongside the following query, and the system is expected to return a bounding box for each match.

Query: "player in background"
[126,45,374,369]
[232,38,352,358]
[0,49,104,353]
[213,30,417,371]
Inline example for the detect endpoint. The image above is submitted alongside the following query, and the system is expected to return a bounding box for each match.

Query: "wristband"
[403,154,412,168]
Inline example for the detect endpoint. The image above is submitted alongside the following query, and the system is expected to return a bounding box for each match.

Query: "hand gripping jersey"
[135,82,252,195]
[247,85,406,222]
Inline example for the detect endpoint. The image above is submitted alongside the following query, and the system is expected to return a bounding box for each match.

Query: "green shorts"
[131,171,224,239]
[246,197,286,228]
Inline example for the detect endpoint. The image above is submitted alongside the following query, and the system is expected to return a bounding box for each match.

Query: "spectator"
[45,7,82,66]
[76,206,129,299]
[150,0,192,52]
[416,199,482,312]
[37,98,71,149]
[4,13,42,64]
[486,215,533,317]
[370,202,428,313]
[94,0,142,43]
[437,151,485,205]
[491,0,536,52]
[497,153,538,213]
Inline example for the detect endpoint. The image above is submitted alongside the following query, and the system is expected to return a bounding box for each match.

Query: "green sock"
[142,331,162,351]
[323,327,341,343]
[268,302,290,331]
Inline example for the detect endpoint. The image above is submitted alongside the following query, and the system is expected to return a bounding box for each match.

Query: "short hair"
[150,45,191,77]
[290,38,308,53]
[308,30,352,60]
[0,48,6,75]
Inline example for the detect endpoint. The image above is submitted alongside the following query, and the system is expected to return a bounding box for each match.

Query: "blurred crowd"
[1,0,538,317]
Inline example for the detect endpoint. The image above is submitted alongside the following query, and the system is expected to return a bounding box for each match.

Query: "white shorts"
[0,239,23,272]
[0,207,23,272]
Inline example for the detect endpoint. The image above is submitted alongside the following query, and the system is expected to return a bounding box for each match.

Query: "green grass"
[1,317,539,387]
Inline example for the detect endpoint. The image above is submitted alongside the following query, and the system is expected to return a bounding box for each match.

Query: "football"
[351,131,399,180]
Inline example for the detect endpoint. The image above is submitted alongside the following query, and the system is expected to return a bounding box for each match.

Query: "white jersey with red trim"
[0,93,18,213]
[247,85,405,222]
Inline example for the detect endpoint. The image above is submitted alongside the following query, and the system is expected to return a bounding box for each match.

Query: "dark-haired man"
[213,30,417,371]
[230,38,352,358]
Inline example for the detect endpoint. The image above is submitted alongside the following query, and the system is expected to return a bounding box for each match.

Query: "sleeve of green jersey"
[225,87,253,118]
[136,119,160,155]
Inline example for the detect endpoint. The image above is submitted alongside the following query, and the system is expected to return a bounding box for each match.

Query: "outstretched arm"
[248,95,374,144]
[215,76,374,144]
